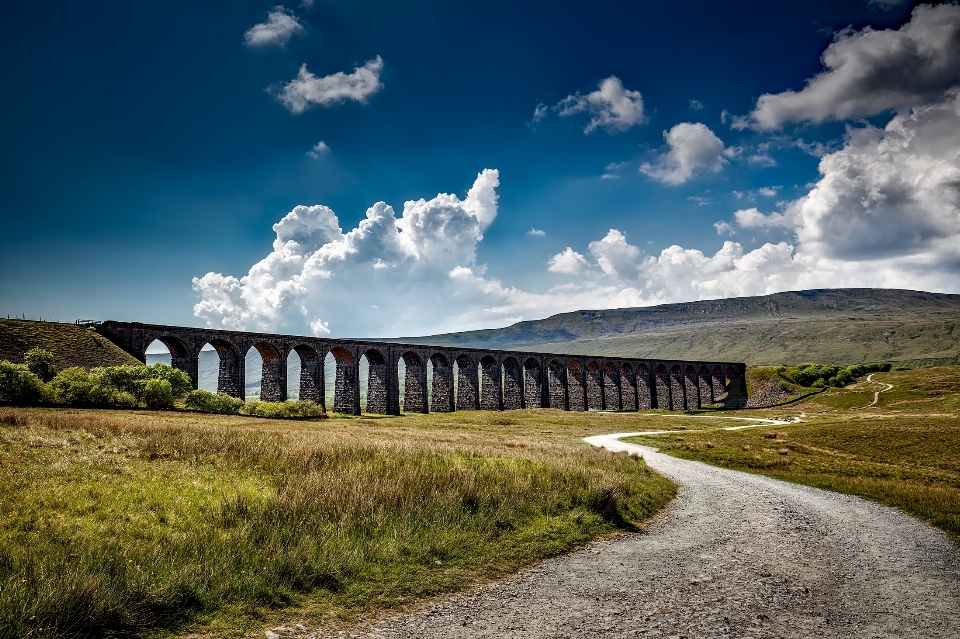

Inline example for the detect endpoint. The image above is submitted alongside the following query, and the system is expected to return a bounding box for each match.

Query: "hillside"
[0,319,141,369]
[393,289,960,366]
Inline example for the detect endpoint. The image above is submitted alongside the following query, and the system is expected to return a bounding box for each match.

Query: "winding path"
[305,429,959,639]
[865,373,895,408]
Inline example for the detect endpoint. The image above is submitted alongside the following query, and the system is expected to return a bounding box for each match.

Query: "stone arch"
[725,366,736,377]
[502,357,521,410]
[548,360,567,410]
[566,360,584,411]
[619,363,637,412]
[523,358,543,409]
[479,355,502,410]
[585,361,603,410]
[698,364,714,406]
[455,354,478,410]
[401,351,428,414]
[602,362,620,411]
[430,353,454,412]
[290,344,323,406]
[636,363,653,409]
[331,346,359,415]
[207,338,243,398]
[654,363,671,410]
[150,335,198,387]
[669,363,686,410]
[248,341,285,402]
[711,364,727,402]
[362,348,388,414]
[684,364,701,409]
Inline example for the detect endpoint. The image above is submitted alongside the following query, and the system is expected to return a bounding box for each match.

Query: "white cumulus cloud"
[276,56,384,114]
[640,122,728,185]
[547,248,592,276]
[306,140,329,158]
[742,4,960,130]
[245,7,305,48]
[554,76,646,133]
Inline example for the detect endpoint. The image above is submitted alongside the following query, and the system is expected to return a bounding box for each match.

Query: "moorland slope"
[393,288,960,366]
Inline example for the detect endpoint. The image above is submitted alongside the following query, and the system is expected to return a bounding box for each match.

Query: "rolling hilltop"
[393,289,960,366]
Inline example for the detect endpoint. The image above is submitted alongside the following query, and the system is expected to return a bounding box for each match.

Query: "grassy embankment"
[0,408,678,639]
[627,366,960,542]
[0,320,140,370]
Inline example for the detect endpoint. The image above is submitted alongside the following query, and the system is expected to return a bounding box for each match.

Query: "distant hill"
[390,289,960,366]
[0,319,141,369]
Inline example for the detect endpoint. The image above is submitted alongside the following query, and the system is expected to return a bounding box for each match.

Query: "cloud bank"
[742,4,960,130]
[193,5,960,338]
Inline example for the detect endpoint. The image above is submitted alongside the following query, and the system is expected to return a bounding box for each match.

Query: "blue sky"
[2,0,958,338]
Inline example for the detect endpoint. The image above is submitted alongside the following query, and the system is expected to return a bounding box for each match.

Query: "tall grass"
[0,408,674,638]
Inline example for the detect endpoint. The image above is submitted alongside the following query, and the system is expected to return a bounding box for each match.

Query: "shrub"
[185,389,244,414]
[143,378,174,409]
[0,361,46,405]
[50,367,126,408]
[245,400,326,419]
[23,348,57,382]
[144,363,192,399]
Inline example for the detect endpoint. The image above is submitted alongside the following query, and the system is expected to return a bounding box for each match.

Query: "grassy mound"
[0,409,674,638]
[0,320,140,370]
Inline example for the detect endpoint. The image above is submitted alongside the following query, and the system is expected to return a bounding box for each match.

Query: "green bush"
[0,362,47,405]
[245,400,326,419]
[185,389,244,414]
[143,378,174,409]
[49,367,131,408]
[23,347,57,382]
[783,362,891,388]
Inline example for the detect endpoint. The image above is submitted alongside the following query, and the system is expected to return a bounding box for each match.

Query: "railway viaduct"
[96,320,747,415]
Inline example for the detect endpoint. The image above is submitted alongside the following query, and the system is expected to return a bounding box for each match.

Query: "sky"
[2,0,959,341]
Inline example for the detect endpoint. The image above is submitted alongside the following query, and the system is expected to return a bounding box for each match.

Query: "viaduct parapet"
[96,320,747,415]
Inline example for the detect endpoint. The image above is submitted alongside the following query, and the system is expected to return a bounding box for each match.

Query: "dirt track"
[299,434,960,639]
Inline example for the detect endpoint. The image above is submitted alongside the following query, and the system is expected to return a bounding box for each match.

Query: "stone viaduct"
[97,321,747,415]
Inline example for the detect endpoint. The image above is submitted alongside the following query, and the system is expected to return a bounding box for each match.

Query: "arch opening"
[145,336,196,387]
[289,344,322,406]
[247,341,285,402]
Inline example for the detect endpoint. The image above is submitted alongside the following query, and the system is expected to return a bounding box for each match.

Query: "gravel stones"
[276,439,960,639]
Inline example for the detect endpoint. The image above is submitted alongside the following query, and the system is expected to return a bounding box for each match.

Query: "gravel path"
[296,433,959,639]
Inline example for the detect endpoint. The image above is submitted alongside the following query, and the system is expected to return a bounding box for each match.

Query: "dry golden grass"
[0,407,675,639]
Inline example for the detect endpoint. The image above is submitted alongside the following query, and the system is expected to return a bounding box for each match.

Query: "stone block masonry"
[96,320,746,416]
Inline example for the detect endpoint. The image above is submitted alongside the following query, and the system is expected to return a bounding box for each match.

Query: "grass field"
[0,408,678,639]
[626,366,960,542]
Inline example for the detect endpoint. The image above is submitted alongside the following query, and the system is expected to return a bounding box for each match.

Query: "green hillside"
[393,289,960,366]
[0,319,141,369]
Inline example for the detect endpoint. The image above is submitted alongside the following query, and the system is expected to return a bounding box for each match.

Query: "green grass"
[0,408,675,639]
[0,320,140,370]
[626,366,960,543]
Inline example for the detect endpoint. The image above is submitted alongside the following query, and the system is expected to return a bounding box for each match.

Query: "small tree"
[143,378,174,409]
[24,348,57,382]
[0,362,45,405]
